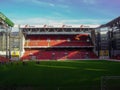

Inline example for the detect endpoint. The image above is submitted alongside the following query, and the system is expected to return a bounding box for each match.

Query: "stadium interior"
[0,12,120,61]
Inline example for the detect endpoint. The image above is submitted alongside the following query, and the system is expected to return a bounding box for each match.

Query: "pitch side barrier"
[1,58,119,63]
[12,58,120,61]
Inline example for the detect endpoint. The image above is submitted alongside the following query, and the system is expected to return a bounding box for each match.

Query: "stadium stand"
[24,35,93,47]
[0,55,9,62]
[21,33,97,60]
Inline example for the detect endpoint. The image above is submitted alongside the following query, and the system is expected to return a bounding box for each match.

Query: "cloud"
[33,0,69,8]
[13,0,69,8]
[12,0,55,7]
[83,0,97,4]
[12,17,108,25]
[31,0,55,7]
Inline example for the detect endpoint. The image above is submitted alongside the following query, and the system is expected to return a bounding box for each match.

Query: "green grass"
[0,60,120,90]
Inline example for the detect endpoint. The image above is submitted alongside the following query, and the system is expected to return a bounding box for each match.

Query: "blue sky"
[0,0,120,25]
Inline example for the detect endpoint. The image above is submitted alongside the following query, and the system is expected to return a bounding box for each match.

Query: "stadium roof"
[0,12,14,27]
[105,16,120,26]
[99,16,120,28]
[20,24,100,28]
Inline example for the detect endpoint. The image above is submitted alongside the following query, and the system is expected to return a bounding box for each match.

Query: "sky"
[0,0,120,25]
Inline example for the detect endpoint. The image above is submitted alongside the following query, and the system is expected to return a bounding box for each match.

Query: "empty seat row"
[21,50,98,60]
[0,56,9,62]
[24,35,92,47]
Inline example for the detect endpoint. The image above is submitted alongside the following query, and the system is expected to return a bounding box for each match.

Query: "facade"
[96,16,120,60]
[95,27,109,59]
[0,12,14,60]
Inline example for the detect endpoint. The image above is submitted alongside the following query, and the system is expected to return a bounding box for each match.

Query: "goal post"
[101,76,120,90]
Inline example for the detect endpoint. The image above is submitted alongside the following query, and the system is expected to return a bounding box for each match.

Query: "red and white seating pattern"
[0,56,9,62]
[21,34,97,60]
[24,35,93,47]
[21,49,98,60]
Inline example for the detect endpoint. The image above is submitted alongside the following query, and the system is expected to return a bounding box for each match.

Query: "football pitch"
[0,60,120,90]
